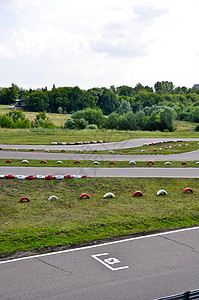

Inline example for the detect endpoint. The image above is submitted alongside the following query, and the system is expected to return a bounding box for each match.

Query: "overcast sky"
[0,0,199,90]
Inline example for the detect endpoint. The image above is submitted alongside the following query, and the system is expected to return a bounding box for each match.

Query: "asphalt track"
[1,227,199,300]
[1,138,199,299]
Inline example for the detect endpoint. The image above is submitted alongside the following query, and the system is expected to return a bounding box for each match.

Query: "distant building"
[15,99,24,110]
[193,84,199,89]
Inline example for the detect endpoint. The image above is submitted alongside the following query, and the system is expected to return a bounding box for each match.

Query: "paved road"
[1,166,199,177]
[1,137,199,151]
[0,150,199,161]
[1,227,199,300]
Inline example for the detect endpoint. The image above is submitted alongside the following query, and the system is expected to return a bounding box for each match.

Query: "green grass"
[1,159,199,168]
[0,105,69,127]
[0,119,198,145]
[1,178,199,259]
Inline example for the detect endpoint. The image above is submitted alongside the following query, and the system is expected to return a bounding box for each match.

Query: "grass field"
[1,177,199,259]
[0,105,69,127]
[1,159,199,168]
[0,126,198,145]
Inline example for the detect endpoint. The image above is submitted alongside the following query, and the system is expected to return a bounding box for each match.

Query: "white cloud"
[1,0,199,89]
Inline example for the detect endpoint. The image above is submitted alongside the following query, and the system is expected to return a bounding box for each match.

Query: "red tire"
[40,160,47,164]
[45,175,55,180]
[183,188,193,193]
[181,162,187,165]
[61,150,66,152]
[133,191,143,197]
[19,197,30,202]
[81,175,88,178]
[109,161,115,165]
[79,193,90,199]
[26,175,36,180]
[75,160,81,164]
[5,174,15,179]
[5,160,12,164]
[64,174,73,178]
[147,161,154,165]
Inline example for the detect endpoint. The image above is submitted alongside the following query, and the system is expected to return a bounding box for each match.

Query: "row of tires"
[51,140,106,145]
[18,188,194,203]
[0,174,88,180]
[5,160,198,166]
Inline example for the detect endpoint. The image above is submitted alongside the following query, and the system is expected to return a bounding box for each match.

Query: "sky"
[0,0,199,90]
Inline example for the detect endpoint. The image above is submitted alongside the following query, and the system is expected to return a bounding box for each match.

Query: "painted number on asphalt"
[91,253,129,271]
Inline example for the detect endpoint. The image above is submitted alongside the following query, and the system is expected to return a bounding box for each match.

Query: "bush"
[86,124,98,130]
[194,124,199,132]
[64,117,76,129]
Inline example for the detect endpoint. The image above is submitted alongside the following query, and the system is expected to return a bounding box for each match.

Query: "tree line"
[1,81,199,129]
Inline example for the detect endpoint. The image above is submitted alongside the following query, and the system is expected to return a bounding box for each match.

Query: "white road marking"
[91,253,129,271]
[1,226,199,265]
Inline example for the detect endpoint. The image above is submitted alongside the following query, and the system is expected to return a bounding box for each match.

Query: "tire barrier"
[103,192,115,198]
[181,162,187,165]
[77,149,82,152]
[44,149,49,152]
[183,188,193,193]
[165,162,171,166]
[5,160,12,164]
[79,193,90,199]
[109,150,114,153]
[56,160,63,164]
[196,161,199,165]
[48,195,58,201]
[61,150,66,152]
[21,159,29,164]
[157,189,167,196]
[147,161,154,165]
[5,174,15,179]
[73,174,82,179]
[129,160,136,165]
[64,174,73,178]
[51,140,106,145]
[26,175,36,180]
[19,197,30,202]
[40,160,47,164]
[109,161,115,165]
[93,161,99,165]
[0,174,88,180]
[45,175,55,180]
[93,150,98,152]
[13,148,18,151]
[75,160,81,164]
[36,175,45,179]
[30,149,35,151]
[0,147,2,150]
[54,175,64,180]
[16,175,26,180]
[133,191,143,197]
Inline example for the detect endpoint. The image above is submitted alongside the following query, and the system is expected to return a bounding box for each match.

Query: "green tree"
[24,91,49,112]
[154,81,174,94]
[159,107,176,131]
[117,99,132,115]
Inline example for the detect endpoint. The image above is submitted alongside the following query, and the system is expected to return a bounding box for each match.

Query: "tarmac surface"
[1,227,199,300]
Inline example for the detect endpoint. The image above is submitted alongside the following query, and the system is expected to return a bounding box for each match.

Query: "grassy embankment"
[1,177,199,259]
[1,159,199,168]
